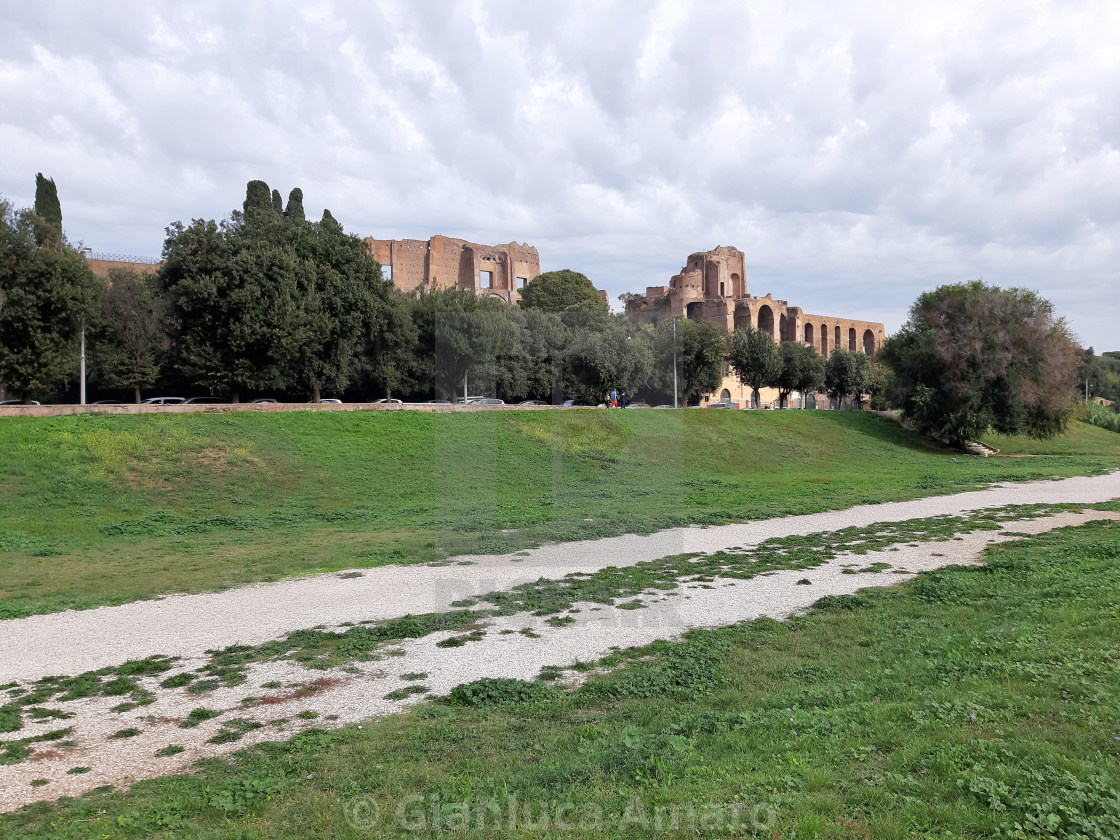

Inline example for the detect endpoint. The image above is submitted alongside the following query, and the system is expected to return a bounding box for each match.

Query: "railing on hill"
[82,252,161,264]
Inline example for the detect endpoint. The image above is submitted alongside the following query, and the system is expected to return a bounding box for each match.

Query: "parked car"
[625,402,651,409]
[319,398,342,404]
[0,399,40,405]
[561,399,591,407]
[141,397,186,405]
[91,400,123,405]
[455,396,487,404]
[705,402,735,409]
[250,398,279,404]
[652,404,674,409]
[425,399,452,405]
[468,398,505,405]
[372,398,403,404]
[517,400,548,406]
[183,397,228,404]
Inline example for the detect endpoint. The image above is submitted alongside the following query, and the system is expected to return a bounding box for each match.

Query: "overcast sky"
[2,0,1117,349]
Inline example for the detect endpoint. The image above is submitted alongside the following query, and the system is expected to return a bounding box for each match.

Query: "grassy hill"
[1,409,1117,618]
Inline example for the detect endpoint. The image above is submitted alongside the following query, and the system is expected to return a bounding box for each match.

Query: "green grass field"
[1,410,1118,618]
[3,518,1117,838]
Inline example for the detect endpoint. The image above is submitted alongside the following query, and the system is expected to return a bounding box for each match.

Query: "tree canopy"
[776,341,825,408]
[650,317,725,405]
[824,348,873,409]
[881,280,1079,446]
[518,269,606,313]
[92,267,166,402]
[0,185,98,403]
[727,326,781,408]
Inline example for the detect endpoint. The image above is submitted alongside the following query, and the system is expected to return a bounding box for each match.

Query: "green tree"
[0,193,99,402]
[651,318,725,405]
[562,315,651,403]
[824,348,873,409]
[727,326,781,408]
[880,281,1080,446]
[282,208,387,402]
[776,341,825,409]
[363,288,418,400]
[519,269,606,313]
[33,173,62,240]
[284,188,305,222]
[412,288,516,400]
[92,267,167,402]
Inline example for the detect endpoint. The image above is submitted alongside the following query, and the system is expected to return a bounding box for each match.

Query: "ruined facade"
[625,246,887,406]
[365,236,542,304]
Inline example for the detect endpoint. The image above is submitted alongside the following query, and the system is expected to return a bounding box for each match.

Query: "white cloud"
[0,0,1117,348]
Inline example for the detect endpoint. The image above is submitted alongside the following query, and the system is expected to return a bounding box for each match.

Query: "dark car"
[0,399,40,405]
[250,398,279,404]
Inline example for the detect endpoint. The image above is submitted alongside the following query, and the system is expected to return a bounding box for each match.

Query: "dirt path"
[2,472,1119,683]
[1,506,1116,812]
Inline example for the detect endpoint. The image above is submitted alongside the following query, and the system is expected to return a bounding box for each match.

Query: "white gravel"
[2,471,1119,683]
[0,506,1114,812]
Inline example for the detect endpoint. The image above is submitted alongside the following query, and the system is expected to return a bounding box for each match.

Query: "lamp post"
[672,317,679,409]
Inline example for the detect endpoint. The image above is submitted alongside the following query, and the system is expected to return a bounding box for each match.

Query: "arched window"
[835,325,841,348]
[820,325,828,357]
[757,305,775,339]
[804,323,814,346]
[720,388,731,403]
[863,329,876,356]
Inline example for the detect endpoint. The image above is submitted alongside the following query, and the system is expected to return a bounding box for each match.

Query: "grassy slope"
[3,519,1117,838]
[1,410,1118,618]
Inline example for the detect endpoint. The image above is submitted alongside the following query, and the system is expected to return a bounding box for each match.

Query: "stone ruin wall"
[625,245,888,407]
[366,235,541,303]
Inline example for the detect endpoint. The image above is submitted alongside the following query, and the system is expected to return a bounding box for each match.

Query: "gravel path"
[2,472,1119,683]
[1,506,1115,813]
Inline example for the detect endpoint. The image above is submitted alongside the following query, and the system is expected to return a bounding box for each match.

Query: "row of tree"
[0,175,1097,449]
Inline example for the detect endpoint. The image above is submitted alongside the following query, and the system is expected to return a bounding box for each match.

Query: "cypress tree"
[284,188,305,221]
[271,188,283,214]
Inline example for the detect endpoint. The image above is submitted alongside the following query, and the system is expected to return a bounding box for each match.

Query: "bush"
[1087,401,1120,433]
[448,678,560,706]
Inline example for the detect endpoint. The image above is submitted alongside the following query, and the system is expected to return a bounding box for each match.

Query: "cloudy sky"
[2,0,1117,348]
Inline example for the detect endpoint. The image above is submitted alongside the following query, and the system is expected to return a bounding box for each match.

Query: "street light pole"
[79,317,86,406]
[672,317,679,409]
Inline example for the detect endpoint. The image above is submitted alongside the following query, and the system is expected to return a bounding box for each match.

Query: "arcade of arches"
[624,245,886,407]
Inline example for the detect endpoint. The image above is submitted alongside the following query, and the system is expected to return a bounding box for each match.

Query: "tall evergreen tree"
[284,188,305,221]
[33,173,62,235]
[776,341,825,408]
[0,190,99,402]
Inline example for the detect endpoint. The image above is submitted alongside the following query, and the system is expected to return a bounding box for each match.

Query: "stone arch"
[779,313,792,342]
[863,329,875,356]
[720,388,731,403]
[730,272,741,298]
[686,301,704,321]
[820,324,828,357]
[734,302,752,331]
[834,325,841,348]
[757,305,775,339]
[804,323,814,346]
[848,327,857,350]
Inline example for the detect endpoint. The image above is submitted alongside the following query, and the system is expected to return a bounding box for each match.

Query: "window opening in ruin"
[480,270,493,289]
[848,327,857,350]
[835,326,841,347]
[805,323,814,346]
[757,305,775,339]
[381,265,392,281]
[517,276,527,288]
[730,272,740,297]
[720,389,731,403]
[863,329,875,356]
[820,327,828,357]
[720,281,725,297]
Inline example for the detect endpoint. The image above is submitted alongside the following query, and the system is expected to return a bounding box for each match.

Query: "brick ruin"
[365,235,542,304]
[625,245,886,406]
